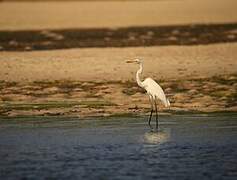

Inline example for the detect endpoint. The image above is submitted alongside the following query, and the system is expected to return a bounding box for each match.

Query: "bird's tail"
[165,99,170,107]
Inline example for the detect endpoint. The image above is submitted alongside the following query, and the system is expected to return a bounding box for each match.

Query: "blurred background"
[0,0,237,116]
[1,0,237,50]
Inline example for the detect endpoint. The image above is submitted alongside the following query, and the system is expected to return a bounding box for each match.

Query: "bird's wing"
[142,78,170,107]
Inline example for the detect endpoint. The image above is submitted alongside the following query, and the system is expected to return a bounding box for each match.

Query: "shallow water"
[0,114,237,180]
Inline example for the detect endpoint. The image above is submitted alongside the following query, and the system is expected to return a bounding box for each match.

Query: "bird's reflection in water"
[143,129,170,145]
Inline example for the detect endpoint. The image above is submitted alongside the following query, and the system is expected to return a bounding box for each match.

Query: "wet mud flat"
[1,23,237,51]
[0,114,237,179]
[0,74,236,117]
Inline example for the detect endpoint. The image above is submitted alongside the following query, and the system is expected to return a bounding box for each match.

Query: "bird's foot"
[150,127,157,132]
[150,127,159,133]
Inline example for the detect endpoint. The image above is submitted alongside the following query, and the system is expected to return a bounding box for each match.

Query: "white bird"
[126,59,170,130]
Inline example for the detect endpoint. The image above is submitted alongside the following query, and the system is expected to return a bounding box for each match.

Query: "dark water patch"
[0,115,237,179]
[1,23,237,51]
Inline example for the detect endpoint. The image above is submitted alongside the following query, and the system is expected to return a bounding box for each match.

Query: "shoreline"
[1,112,237,120]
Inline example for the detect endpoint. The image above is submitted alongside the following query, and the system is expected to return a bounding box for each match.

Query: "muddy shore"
[1,74,236,117]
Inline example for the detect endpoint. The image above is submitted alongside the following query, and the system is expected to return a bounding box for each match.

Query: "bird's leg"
[148,108,153,130]
[148,96,154,130]
[155,99,158,131]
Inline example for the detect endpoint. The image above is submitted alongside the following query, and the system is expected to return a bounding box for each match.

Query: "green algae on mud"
[0,74,236,117]
[0,100,116,117]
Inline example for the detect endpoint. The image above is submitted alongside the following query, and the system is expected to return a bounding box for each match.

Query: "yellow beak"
[126,60,135,63]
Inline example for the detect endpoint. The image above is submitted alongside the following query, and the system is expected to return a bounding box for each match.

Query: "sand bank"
[1,43,237,82]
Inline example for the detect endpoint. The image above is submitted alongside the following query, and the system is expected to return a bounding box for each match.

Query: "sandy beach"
[1,43,237,82]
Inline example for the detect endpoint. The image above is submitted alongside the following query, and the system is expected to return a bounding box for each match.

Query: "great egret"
[126,59,170,130]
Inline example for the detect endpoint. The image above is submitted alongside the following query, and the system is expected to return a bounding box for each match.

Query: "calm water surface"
[0,114,237,180]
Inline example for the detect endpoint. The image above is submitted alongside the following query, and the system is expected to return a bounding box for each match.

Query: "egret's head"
[126,58,142,64]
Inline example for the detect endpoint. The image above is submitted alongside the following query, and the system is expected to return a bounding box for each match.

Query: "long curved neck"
[136,63,143,87]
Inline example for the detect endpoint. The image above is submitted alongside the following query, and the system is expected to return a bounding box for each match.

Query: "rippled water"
[0,114,237,179]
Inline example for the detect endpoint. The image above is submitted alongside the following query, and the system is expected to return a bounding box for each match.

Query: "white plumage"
[126,58,170,130]
[142,78,170,107]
